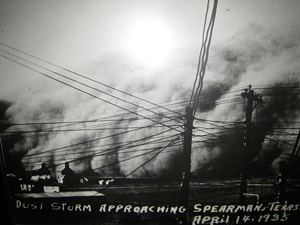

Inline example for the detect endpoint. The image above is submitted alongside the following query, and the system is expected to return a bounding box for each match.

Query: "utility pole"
[1,138,16,225]
[239,85,263,204]
[277,160,288,204]
[180,106,194,225]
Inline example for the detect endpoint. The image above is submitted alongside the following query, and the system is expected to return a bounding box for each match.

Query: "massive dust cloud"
[1,24,300,179]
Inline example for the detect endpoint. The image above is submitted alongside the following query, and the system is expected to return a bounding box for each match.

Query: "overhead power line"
[24,132,182,161]
[122,134,182,178]
[0,50,183,129]
[23,132,182,166]
[0,100,186,141]
[189,0,218,116]
[0,52,183,134]
[0,43,183,118]
[22,117,177,159]
[91,135,182,175]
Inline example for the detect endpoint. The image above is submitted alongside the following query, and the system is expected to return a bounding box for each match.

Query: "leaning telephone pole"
[180,106,194,225]
[239,85,263,204]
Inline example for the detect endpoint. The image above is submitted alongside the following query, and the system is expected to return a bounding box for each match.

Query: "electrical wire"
[189,0,218,116]
[0,51,183,133]
[0,43,183,118]
[122,134,182,178]
[22,118,177,159]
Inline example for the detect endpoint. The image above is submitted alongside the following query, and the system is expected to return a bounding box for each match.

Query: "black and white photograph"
[1,0,300,224]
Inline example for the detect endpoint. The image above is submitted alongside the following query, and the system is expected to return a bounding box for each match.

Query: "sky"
[1,0,300,178]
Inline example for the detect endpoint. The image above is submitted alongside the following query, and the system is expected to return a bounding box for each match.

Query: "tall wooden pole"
[239,85,262,204]
[0,138,16,225]
[180,106,194,225]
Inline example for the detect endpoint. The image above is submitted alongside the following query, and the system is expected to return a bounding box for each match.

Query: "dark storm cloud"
[0,100,12,131]
[2,22,300,179]
[191,24,300,177]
